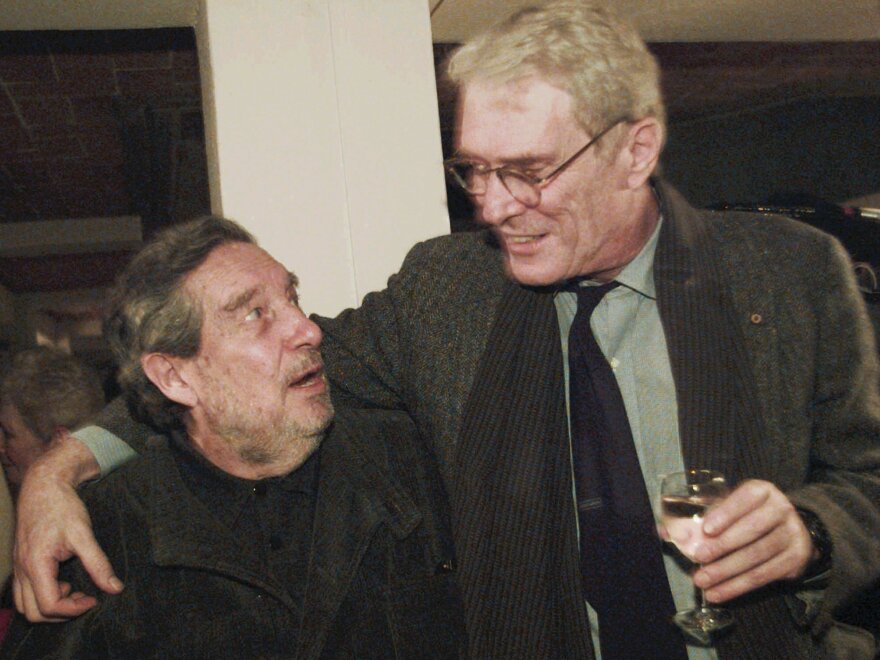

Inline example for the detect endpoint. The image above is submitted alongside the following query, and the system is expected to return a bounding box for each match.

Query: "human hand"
[13,433,123,622]
[689,479,816,603]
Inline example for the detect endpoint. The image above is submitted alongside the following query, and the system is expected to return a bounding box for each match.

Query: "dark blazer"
[2,410,465,659]
[318,181,880,658]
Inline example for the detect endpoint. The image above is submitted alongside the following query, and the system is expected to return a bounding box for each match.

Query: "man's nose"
[282,306,323,349]
[477,173,526,226]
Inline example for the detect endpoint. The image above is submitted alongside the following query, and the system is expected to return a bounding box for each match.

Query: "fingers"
[15,552,108,622]
[13,566,76,623]
[687,480,814,602]
[14,554,80,622]
[18,523,123,621]
[697,480,797,560]
[75,533,124,596]
[11,438,120,622]
[701,479,778,537]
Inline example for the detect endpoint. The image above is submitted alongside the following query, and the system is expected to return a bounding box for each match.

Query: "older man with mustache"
[2,216,463,658]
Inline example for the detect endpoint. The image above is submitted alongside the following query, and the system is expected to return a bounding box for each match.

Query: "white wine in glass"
[660,469,735,643]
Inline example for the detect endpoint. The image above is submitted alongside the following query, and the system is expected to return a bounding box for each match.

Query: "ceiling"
[4,0,878,41]
[1,0,879,297]
[429,0,880,42]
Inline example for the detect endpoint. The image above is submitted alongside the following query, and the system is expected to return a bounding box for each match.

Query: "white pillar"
[197,0,449,317]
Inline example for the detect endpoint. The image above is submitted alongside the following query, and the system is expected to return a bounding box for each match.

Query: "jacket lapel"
[654,182,773,483]
[296,416,421,659]
[654,183,817,658]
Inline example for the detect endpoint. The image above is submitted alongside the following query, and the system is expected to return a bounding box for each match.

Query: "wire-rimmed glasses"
[444,119,624,208]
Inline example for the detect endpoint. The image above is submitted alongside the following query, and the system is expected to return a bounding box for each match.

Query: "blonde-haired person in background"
[0,347,105,497]
[0,346,104,642]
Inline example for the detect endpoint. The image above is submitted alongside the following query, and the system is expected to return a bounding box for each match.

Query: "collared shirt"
[170,431,319,618]
[555,218,717,660]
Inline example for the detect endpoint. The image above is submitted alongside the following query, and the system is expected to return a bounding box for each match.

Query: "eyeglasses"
[445,119,623,208]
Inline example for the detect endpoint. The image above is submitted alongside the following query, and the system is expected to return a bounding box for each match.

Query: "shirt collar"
[610,215,662,300]
[170,428,320,501]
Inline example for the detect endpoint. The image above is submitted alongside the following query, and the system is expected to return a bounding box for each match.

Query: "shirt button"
[253,482,267,496]
[435,558,455,574]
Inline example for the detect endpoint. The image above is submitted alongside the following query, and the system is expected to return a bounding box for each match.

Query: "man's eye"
[245,308,263,321]
[502,168,539,182]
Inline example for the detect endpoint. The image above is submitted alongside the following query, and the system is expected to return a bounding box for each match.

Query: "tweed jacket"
[317,180,880,659]
[2,409,465,659]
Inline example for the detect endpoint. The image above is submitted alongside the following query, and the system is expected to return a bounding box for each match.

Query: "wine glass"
[659,469,735,643]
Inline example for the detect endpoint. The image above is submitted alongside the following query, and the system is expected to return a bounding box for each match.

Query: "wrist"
[797,508,833,579]
[36,432,100,488]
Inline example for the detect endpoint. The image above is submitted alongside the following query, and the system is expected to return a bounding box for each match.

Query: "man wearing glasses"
[12,1,880,658]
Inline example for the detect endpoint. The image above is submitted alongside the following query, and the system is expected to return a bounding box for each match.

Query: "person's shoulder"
[704,206,836,251]
[325,409,417,459]
[323,409,437,494]
[402,229,501,277]
[701,207,857,300]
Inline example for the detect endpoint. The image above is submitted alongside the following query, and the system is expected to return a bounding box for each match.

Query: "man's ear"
[141,353,198,408]
[622,117,663,190]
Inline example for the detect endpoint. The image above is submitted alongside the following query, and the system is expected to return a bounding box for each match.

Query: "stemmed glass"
[659,469,735,643]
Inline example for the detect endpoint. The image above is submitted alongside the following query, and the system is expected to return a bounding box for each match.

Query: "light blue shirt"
[555,218,717,660]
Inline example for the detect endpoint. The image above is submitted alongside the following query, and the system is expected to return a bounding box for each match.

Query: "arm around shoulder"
[13,433,123,622]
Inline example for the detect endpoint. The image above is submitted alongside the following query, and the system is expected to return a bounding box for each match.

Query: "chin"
[303,395,335,435]
[503,259,564,287]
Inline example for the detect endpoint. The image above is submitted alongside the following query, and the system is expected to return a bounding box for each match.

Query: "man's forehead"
[456,77,580,156]
[185,243,291,310]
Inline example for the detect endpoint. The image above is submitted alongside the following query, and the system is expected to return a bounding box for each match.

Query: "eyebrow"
[454,150,553,169]
[220,270,300,314]
[221,287,259,314]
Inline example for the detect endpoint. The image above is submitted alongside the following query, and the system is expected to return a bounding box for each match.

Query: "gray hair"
[1,347,104,443]
[446,0,665,142]
[103,215,256,430]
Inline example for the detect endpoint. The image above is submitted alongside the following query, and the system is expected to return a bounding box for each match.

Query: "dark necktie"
[567,281,688,660]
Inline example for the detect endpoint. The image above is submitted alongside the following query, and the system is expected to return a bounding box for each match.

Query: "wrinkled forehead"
[456,76,582,157]
[184,242,293,316]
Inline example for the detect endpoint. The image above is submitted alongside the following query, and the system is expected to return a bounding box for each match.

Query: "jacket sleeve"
[786,233,880,619]
[316,231,501,419]
[74,396,156,475]
[314,241,426,413]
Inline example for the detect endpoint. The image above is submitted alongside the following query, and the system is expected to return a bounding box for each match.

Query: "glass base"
[673,606,734,645]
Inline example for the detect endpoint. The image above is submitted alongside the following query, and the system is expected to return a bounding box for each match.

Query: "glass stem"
[698,564,709,610]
